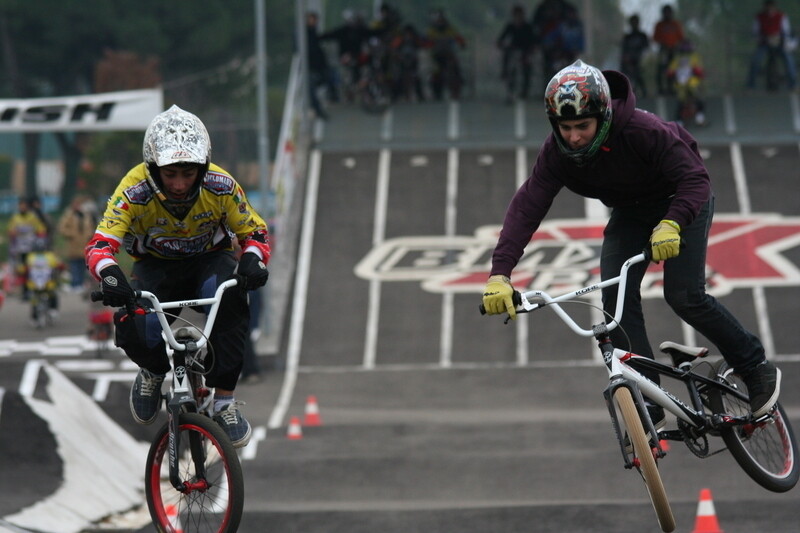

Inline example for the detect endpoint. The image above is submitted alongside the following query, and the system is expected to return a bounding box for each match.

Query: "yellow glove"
[650,220,681,262]
[482,275,516,320]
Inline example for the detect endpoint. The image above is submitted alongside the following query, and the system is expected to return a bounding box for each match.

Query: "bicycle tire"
[614,387,675,532]
[145,413,244,533]
[707,360,799,492]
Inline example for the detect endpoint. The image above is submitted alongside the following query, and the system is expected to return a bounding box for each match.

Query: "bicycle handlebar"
[90,276,241,352]
[480,251,650,337]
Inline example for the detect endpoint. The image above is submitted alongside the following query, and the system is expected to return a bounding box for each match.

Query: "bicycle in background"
[481,251,798,532]
[94,278,244,533]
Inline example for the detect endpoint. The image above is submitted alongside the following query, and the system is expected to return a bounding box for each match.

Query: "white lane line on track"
[514,99,526,139]
[267,149,321,430]
[448,101,459,140]
[729,141,776,359]
[790,92,800,133]
[381,108,393,141]
[19,360,43,397]
[515,146,529,365]
[440,148,459,367]
[724,94,736,135]
[364,149,391,369]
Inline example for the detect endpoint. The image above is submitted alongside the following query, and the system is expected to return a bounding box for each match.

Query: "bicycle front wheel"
[614,387,675,532]
[145,413,244,533]
[708,360,799,492]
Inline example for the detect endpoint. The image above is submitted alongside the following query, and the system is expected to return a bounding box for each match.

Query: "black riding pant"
[114,250,249,391]
[600,195,765,382]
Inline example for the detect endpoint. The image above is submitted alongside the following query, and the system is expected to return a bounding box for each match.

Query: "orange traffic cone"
[304,395,322,426]
[287,416,303,440]
[691,488,723,533]
[165,504,184,533]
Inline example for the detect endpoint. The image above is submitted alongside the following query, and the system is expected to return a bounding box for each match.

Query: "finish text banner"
[0,88,164,132]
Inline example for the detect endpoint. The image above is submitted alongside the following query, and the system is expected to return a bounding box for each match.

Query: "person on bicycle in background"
[424,8,466,101]
[85,105,270,448]
[653,4,685,96]
[8,196,48,301]
[320,9,375,103]
[746,0,797,91]
[620,14,649,98]
[666,39,707,126]
[482,60,781,424]
[496,4,536,103]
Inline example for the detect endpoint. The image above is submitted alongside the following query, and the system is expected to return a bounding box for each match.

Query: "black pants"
[114,250,249,390]
[600,196,765,382]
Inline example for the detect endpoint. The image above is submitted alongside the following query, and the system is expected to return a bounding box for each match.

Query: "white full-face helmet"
[142,105,211,216]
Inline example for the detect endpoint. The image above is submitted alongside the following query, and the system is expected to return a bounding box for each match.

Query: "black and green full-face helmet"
[544,60,613,165]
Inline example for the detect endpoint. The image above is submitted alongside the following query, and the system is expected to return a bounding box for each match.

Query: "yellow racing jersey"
[86,162,270,279]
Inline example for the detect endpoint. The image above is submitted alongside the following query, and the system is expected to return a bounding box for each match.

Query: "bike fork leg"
[604,379,666,462]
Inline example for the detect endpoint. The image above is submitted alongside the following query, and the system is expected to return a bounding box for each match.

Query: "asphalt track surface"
[1,93,800,533]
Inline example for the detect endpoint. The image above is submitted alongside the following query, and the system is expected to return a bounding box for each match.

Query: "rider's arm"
[84,172,139,280]
[491,147,563,277]
[221,181,271,264]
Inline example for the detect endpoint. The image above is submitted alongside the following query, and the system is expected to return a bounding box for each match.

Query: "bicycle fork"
[165,350,206,492]
[595,333,667,467]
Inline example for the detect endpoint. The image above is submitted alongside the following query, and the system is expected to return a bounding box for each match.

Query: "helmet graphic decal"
[544,60,613,165]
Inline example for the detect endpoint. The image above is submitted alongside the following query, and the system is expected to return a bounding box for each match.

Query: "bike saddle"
[659,341,708,358]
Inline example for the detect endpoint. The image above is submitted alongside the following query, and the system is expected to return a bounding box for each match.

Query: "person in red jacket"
[653,4,685,95]
[85,105,270,448]
[482,60,780,424]
[746,0,797,90]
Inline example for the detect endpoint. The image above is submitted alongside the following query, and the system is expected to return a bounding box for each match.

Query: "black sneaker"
[213,402,252,448]
[624,403,666,454]
[130,369,165,425]
[741,360,781,418]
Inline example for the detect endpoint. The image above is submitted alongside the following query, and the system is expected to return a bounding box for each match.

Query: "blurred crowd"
[305,3,469,118]
[305,0,798,119]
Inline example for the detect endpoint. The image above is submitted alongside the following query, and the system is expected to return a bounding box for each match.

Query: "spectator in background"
[653,4,685,96]
[58,195,98,291]
[531,0,576,88]
[621,14,650,98]
[550,6,584,69]
[746,0,797,91]
[370,2,403,43]
[496,4,536,102]
[306,11,338,120]
[389,24,427,102]
[28,196,53,247]
[424,8,466,100]
[8,197,47,300]
[320,9,374,102]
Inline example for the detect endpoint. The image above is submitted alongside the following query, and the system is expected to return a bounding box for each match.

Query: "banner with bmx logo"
[355,214,800,298]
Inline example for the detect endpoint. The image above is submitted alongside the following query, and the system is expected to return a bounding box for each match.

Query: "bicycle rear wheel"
[145,413,244,533]
[707,360,799,492]
[614,387,675,532]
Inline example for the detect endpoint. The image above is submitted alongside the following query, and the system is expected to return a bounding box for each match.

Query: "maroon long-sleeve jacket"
[491,70,711,277]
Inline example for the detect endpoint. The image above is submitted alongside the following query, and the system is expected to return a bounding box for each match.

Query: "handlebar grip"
[90,290,104,302]
[478,291,522,315]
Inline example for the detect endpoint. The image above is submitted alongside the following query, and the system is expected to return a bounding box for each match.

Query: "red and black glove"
[238,252,269,290]
[100,265,136,307]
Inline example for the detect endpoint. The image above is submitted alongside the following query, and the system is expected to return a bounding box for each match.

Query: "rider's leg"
[196,250,248,393]
[661,196,778,416]
[661,196,766,374]
[600,204,659,382]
